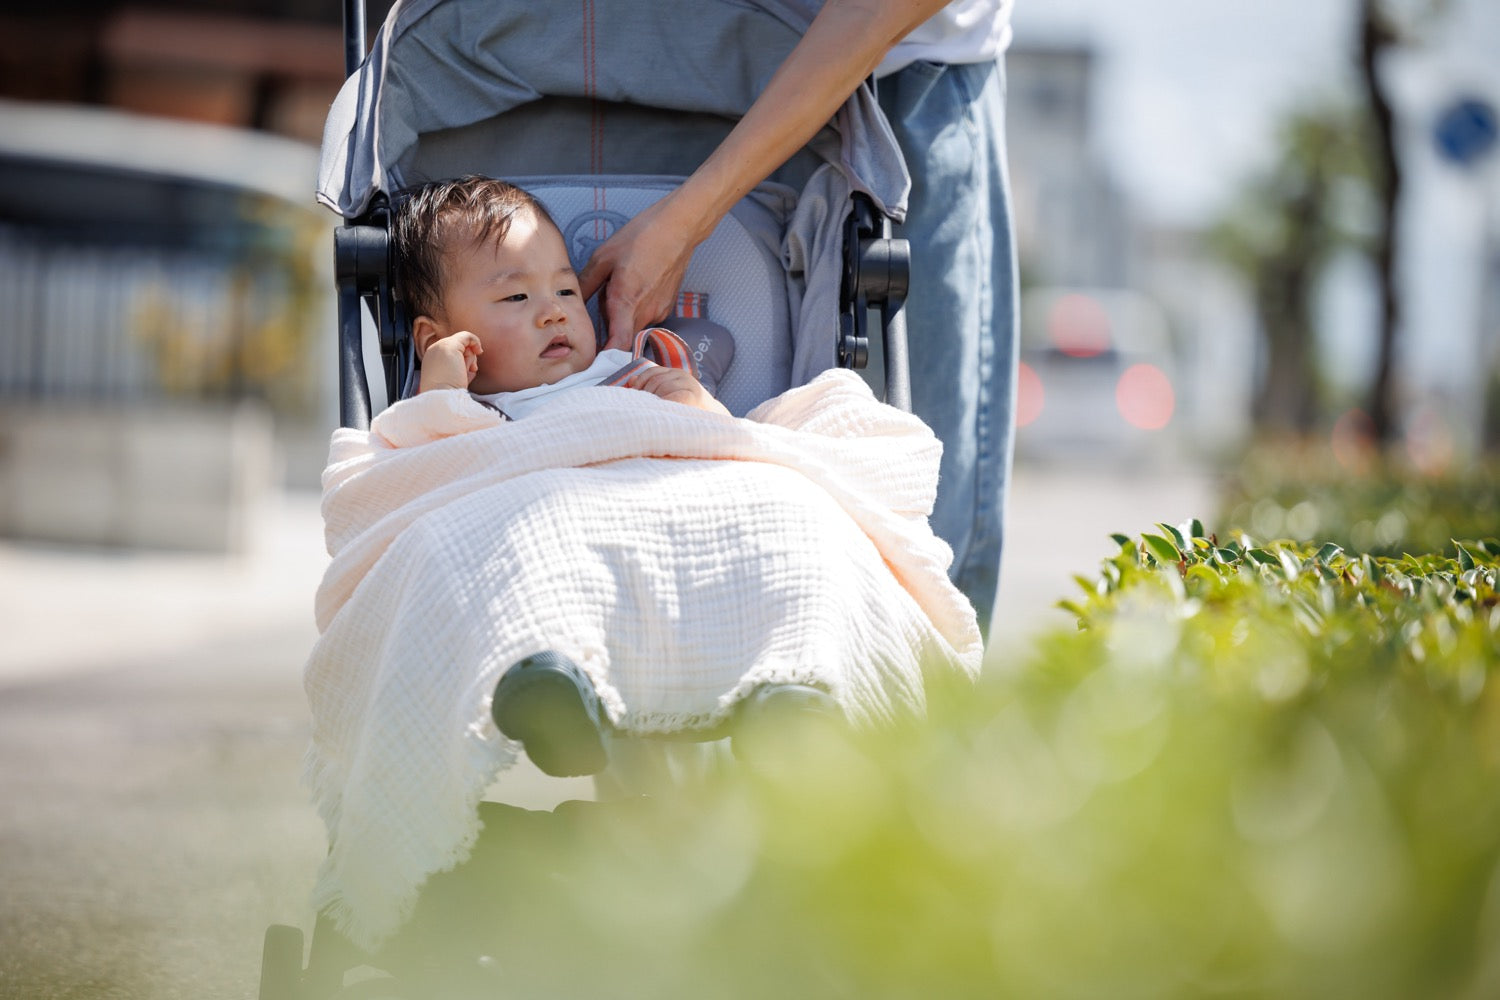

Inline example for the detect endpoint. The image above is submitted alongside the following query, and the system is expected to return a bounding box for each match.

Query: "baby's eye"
[501,293,527,303]
[558,288,578,297]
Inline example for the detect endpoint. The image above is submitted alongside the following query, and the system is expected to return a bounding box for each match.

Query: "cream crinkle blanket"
[305,368,982,949]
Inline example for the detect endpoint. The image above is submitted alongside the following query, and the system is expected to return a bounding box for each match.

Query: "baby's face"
[433,208,598,395]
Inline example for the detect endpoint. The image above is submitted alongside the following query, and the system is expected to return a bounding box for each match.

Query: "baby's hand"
[624,365,729,416]
[419,331,482,393]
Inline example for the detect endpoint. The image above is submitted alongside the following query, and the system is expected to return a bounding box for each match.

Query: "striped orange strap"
[599,328,699,387]
[676,291,708,320]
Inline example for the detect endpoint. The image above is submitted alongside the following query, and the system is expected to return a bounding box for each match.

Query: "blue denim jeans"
[878,58,1018,636]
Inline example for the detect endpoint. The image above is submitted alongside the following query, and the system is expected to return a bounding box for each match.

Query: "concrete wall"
[0,401,274,553]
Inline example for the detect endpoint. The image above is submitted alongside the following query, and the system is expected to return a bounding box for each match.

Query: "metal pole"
[883,302,911,413]
[343,0,367,79]
[338,283,372,430]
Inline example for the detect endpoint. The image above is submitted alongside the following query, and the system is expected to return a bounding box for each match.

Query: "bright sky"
[1011,0,1500,227]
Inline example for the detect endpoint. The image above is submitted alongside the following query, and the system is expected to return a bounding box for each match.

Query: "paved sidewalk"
[0,491,329,687]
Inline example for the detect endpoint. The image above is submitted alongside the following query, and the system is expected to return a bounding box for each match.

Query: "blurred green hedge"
[1218,446,1500,557]
[389,529,1500,999]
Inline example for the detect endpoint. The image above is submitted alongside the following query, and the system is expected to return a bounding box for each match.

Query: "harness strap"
[599,327,699,387]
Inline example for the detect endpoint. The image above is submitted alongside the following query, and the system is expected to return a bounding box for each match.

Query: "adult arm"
[578,0,948,347]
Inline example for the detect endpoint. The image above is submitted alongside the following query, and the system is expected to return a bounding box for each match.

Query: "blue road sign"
[1434,96,1498,169]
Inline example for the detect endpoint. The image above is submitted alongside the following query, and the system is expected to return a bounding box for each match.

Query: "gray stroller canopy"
[316,0,910,221]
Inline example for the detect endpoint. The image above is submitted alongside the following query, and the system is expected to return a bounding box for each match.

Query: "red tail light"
[1115,363,1173,430]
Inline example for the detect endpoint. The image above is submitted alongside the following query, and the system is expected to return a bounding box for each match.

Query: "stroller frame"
[265,0,918,995]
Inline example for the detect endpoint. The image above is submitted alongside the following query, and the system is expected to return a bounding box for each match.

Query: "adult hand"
[578,195,704,350]
[576,0,944,349]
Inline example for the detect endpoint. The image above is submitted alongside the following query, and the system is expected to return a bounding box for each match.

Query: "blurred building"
[1005,41,1254,462]
[1006,43,1135,290]
[0,1,390,143]
[0,1,376,549]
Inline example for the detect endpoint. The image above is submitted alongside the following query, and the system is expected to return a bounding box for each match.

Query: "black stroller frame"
[263,0,916,995]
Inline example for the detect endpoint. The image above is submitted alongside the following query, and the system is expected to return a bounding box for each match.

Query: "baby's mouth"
[540,336,572,359]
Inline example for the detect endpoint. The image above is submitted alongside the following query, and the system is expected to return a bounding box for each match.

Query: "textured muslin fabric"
[305,369,981,949]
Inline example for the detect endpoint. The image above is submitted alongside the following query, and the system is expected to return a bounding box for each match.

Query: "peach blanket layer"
[304,369,982,949]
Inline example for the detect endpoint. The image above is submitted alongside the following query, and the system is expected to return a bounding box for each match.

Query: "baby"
[392,175,732,419]
[389,176,827,777]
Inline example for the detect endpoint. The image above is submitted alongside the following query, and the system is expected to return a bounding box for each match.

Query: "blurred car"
[1013,287,1178,463]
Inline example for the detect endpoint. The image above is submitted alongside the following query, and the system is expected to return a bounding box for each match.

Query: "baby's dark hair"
[392,176,559,320]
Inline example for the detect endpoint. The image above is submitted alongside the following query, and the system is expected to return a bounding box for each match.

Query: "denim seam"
[962,63,996,592]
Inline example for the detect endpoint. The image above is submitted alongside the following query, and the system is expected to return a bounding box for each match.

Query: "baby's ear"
[412,315,443,359]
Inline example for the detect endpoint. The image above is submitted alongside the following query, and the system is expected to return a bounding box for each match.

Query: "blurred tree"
[1215,0,1456,444]
[1359,0,1459,445]
[1211,106,1373,435]
[1359,0,1402,445]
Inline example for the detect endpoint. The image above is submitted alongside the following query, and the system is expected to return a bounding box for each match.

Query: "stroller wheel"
[259,924,304,1000]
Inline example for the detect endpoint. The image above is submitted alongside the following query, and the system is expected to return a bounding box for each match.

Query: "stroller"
[260,0,936,996]
[323,0,914,429]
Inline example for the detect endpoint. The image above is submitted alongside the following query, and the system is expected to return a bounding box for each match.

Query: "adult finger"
[577,246,612,304]
[604,293,650,351]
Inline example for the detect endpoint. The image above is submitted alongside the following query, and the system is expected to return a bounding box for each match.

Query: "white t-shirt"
[876,0,1014,77]
[471,348,633,420]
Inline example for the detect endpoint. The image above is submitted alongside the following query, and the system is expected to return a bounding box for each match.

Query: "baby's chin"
[547,350,598,382]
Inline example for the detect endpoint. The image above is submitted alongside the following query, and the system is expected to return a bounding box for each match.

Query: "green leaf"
[1159,522,1188,551]
[1056,599,1088,619]
[1142,533,1181,565]
[1071,573,1100,596]
[1316,542,1343,564]
[1278,548,1303,580]
[1248,548,1277,566]
[1190,518,1207,539]
[1456,542,1476,572]
[1110,533,1132,549]
[1185,564,1223,590]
